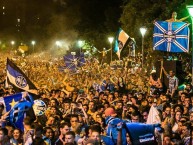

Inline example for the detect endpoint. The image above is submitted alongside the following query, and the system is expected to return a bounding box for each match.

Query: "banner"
[153,21,189,52]
[6,58,37,94]
[64,53,85,71]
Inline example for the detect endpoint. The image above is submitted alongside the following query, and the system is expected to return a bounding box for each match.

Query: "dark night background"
[0,0,193,56]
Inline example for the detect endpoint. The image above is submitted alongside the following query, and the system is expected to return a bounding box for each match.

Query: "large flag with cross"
[63,52,85,72]
[153,21,189,52]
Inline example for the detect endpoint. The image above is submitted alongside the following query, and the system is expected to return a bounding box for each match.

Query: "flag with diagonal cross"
[153,21,189,52]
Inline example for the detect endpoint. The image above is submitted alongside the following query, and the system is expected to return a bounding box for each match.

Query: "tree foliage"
[120,0,193,54]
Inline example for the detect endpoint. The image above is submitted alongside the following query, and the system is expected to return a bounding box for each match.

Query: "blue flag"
[64,53,85,72]
[114,28,129,59]
[0,92,34,131]
[153,21,189,52]
[6,58,37,94]
[0,93,23,112]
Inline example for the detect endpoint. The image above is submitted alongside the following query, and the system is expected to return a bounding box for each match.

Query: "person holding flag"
[166,11,190,22]
[114,28,129,60]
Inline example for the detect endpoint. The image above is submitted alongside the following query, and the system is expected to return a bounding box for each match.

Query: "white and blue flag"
[64,53,85,72]
[6,58,37,94]
[153,21,189,52]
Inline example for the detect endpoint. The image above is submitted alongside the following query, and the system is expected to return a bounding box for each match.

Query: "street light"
[78,40,84,53]
[55,41,60,49]
[140,27,147,68]
[187,5,193,86]
[31,41,36,53]
[11,41,15,50]
[108,37,114,62]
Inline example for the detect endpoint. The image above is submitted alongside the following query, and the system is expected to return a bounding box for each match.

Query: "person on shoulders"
[166,11,189,22]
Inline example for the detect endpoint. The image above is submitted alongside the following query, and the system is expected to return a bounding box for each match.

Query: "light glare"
[140,27,147,37]
[187,5,193,17]
[108,37,114,44]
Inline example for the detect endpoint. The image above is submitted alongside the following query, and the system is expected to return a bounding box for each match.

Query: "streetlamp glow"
[31,40,35,45]
[78,40,84,53]
[55,41,61,50]
[140,27,147,37]
[55,41,60,46]
[140,27,147,68]
[187,5,193,17]
[108,37,114,44]
[11,41,15,45]
[11,41,15,49]
[78,40,83,47]
[108,37,114,62]
[187,5,193,86]
[31,41,36,52]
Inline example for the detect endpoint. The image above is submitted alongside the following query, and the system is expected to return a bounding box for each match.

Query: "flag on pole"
[114,28,129,59]
[6,58,37,94]
[153,21,189,52]
[146,105,161,124]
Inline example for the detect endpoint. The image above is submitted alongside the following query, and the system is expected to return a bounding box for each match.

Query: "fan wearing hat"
[149,69,163,95]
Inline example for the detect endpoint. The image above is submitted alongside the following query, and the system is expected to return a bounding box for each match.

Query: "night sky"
[0,0,123,49]
[0,0,192,54]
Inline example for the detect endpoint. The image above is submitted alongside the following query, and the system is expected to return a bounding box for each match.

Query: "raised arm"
[106,48,111,52]
[161,66,168,76]
[79,104,89,125]
[179,15,190,21]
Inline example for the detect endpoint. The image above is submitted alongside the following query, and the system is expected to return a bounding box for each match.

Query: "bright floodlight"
[11,41,15,45]
[108,37,114,44]
[78,40,84,47]
[55,41,60,46]
[140,27,147,37]
[187,5,193,17]
[31,41,35,45]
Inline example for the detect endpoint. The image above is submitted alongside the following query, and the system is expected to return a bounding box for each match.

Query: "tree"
[120,0,193,63]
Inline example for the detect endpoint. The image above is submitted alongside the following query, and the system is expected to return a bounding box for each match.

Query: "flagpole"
[142,36,144,68]
[108,37,114,63]
[186,6,193,89]
[160,60,163,79]
[140,27,147,69]
[191,17,193,88]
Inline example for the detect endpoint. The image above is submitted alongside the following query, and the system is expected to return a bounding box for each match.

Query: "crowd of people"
[0,50,192,145]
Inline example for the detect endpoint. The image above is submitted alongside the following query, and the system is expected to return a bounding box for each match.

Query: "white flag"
[146,105,161,124]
